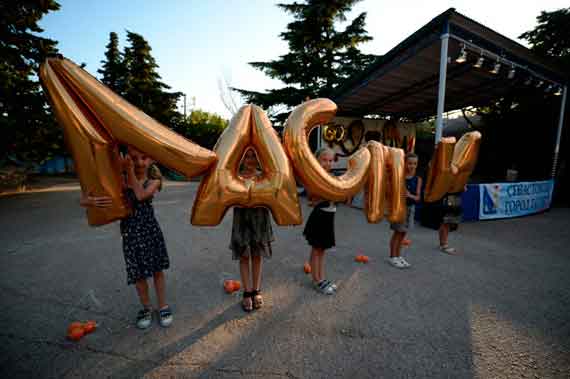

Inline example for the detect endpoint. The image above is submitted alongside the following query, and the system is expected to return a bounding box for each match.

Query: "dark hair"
[405,152,418,161]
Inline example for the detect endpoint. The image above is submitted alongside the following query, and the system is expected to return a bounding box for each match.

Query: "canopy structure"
[332,8,568,177]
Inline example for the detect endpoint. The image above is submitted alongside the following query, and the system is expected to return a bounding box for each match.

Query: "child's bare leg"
[317,249,325,280]
[390,231,405,257]
[251,255,263,291]
[239,255,252,291]
[153,271,167,309]
[251,255,264,308]
[439,223,449,246]
[135,279,151,309]
[310,248,321,282]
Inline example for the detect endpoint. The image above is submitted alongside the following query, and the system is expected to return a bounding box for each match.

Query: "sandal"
[241,291,253,312]
[252,290,263,309]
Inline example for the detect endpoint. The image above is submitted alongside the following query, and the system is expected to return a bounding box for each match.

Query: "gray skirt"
[230,207,274,260]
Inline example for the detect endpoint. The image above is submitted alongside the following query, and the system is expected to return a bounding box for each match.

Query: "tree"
[0,0,62,163]
[98,32,125,94]
[174,109,228,150]
[122,31,182,127]
[519,8,570,68]
[233,0,377,123]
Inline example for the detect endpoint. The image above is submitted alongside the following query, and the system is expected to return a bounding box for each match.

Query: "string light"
[490,60,501,74]
[507,65,515,79]
[474,52,484,68]
[456,44,467,63]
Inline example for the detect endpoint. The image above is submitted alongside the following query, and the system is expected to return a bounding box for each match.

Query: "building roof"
[332,8,567,119]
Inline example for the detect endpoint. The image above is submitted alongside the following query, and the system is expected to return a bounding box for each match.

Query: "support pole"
[434,31,450,144]
[552,85,568,178]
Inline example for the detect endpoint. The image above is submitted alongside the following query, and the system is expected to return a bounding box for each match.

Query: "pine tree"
[233,0,377,123]
[122,31,181,127]
[98,32,125,94]
[0,0,62,163]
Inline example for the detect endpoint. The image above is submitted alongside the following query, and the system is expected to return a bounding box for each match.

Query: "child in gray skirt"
[388,153,422,269]
[230,148,274,312]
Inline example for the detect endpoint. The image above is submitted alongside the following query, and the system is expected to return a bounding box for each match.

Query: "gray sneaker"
[136,308,152,329]
[314,280,335,295]
[158,307,173,328]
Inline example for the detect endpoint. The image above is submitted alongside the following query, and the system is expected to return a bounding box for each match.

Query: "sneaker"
[440,245,457,255]
[158,306,173,327]
[388,257,406,269]
[136,308,152,330]
[322,279,337,291]
[398,257,411,268]
[314,280,335,295]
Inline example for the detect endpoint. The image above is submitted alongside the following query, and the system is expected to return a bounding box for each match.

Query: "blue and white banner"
[479,180,554,220]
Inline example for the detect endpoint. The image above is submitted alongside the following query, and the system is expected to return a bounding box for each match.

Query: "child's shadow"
[111,302,251,378]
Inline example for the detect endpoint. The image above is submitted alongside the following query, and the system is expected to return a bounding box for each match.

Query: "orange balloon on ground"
[67,327,84,341]
[83,321,97,334]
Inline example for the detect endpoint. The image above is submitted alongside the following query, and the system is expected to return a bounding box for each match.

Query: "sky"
[39,0,569,119]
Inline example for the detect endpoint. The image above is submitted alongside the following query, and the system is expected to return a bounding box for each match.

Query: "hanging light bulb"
[535,80,544,88]
[490,59,501,74]
[507,65,515,79]
[554,87,563,96]
[474,52,484,68]
[455,44,467,63]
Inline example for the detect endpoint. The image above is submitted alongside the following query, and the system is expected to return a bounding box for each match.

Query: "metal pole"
[183,93,187,118]
[434,31,450,144]
[552,85,568,178]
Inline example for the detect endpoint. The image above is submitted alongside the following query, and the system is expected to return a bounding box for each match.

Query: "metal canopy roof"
[332,8,568,119]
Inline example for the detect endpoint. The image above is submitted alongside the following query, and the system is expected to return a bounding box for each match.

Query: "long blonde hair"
[148,163,163,191]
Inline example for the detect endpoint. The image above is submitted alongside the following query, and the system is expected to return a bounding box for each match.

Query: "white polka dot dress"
[120,182,169,285]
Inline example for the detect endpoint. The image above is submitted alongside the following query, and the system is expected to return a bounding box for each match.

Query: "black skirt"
[421,193,462,231]
[303,204,335,249]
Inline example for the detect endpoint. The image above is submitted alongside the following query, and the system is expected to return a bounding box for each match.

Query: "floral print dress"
[120,181,169,285]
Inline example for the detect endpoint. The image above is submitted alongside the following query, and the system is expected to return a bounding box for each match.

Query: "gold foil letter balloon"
[283,99,371,201]
[424,131,482,202]
[40,57,217,225]
[191,105,301,226]
[364,142,406,223]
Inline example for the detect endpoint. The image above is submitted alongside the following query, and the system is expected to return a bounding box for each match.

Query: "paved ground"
[1,181,569,378]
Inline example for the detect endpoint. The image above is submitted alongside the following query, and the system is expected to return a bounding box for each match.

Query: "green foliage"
[233,0,377,123]
[0,0,62,163]
[174,109,228,150]
[519,8,570,67]
[121,31,182,127]
[97,32,125,94]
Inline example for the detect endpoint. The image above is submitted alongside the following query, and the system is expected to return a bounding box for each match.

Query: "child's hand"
[120,155,134,172]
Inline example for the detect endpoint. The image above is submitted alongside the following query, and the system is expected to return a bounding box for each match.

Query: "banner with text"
[479,180,554,220]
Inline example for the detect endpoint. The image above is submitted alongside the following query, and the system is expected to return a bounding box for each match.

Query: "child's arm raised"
[124,159,161,201]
